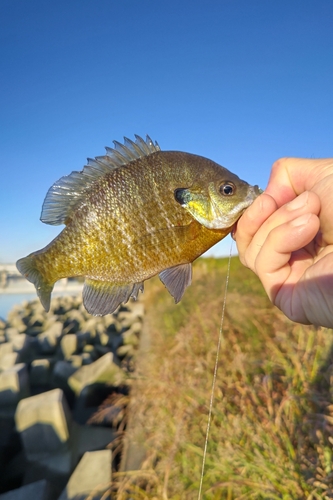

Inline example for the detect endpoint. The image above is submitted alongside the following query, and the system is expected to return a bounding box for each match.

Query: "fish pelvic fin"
[41,135,160,226]
[16,256,54,312]
[159,263,192,303]
[83,279,144,316]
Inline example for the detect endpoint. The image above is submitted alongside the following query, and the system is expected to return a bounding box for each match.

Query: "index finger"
[265,157,333,207]
[235,193,277,266]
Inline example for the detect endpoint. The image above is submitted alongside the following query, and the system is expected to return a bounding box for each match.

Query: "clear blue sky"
[1,0,332,263]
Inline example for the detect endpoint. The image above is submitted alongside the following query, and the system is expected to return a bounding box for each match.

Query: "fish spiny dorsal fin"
[40,134,161,226]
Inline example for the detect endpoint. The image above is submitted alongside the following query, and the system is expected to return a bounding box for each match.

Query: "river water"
[0,279,82,321]
[0,292,38,320]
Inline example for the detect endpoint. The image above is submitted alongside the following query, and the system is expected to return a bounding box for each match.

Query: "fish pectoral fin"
[159,263,192,303]
[135,220,202,253]
[83,279,142,316]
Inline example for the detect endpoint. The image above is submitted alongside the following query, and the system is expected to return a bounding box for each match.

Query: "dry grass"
[114,257,333,499]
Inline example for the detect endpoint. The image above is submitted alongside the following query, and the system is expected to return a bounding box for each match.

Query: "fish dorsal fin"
[159,263,192,303]
[41,135,160,225]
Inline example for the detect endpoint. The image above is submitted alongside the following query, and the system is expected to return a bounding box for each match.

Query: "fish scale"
[16,135,260,316]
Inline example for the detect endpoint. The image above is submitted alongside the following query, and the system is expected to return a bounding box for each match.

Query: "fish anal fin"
[83,279,143,316]
[159,263,192,303]
[131,282,144,301]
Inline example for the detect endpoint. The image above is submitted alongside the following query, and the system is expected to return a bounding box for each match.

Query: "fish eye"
[219,182,235,196]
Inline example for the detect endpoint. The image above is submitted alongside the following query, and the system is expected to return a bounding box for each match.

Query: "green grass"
[114,257,333,499]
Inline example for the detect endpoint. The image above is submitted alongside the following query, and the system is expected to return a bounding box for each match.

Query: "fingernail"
[291,213,312,227]
[286,191,309,211]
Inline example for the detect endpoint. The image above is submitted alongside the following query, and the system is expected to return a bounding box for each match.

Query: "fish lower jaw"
[200,218,234,230]
[199,199,256,230]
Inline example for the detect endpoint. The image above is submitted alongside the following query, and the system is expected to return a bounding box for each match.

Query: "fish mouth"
[245,184,262,205]
[254,185,263,195]
[234,184,262,218]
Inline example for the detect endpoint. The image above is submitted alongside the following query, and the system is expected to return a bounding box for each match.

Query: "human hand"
[234,158,333,328]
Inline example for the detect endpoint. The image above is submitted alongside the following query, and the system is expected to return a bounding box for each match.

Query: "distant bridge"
[0,264,21,287]
[0,263,82,294]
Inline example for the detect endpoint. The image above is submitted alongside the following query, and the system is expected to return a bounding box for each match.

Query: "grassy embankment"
[114,257,333,499]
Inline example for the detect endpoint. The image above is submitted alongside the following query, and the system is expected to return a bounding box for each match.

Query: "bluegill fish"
[16,135,260,316]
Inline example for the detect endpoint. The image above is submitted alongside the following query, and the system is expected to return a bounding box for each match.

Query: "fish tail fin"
[16,255,54,312]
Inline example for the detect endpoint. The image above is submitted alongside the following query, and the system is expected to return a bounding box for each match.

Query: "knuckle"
[271,157,290,174]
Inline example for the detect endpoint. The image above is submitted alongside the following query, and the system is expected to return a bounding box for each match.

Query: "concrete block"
[73,394,97,424]
[72,424,114,457]
[52,361,77,396]
[0,413,16,450]
[15,388,72,460]
[58,450,112,500]
[126,320,142,336]
[37,322,63,354]
[0,352,19,372]
[27,313,45,329]
[0,480,52,500]
[122,329,140,347]
[11,334,28,352]
[1,450,27,489]
[11,334,34,362]
[0,363,29,406]
[68,355,83,368]
[62,309,84,334]
[80,317,100,338]
[76,331,91,349]
[81,353,93,365]
[117,303,144,327]
[82,344,95,354]
[107,331,123,351]
[128,301,145,319]
[4,327,20,341]
[103,314,116,329]
[7,316,26,333]
[21,425,114,489]
[72,384,114,425]
[68,353,124,396]
[117,344,134,357]
[23,449,73,492]
[97,332,109,346]
[94,345,111,356]
[0,343,13,359]
[30,359,51,387]
[117,310,136,328]
[60,334,77,359]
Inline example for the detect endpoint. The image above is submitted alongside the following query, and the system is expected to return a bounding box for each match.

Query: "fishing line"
[197,240,233,499]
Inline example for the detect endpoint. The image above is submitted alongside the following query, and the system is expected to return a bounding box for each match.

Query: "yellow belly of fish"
[33,218,229,286]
